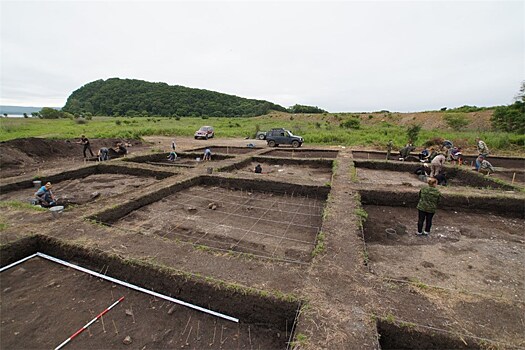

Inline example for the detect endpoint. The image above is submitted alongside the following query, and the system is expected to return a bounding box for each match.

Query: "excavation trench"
[0,235,300,349]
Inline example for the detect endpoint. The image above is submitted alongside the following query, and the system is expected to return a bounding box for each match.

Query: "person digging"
[34,182,57,208]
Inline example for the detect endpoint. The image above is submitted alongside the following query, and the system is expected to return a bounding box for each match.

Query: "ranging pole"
[54,296,125,350]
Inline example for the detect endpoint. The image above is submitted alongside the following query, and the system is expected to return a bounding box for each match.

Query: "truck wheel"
[292,140,300,148]
[268,140,276,147]
[258,134,265,140]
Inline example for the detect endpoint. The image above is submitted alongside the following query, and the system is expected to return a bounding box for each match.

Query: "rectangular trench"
[0,235,301,349]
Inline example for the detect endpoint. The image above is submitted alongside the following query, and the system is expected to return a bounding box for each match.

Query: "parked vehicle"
[194,126,215,140]
[265,128,304,148]
[255,131,267,140]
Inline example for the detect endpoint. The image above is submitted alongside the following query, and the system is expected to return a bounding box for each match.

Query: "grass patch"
[0,201,48,212]
[311,231,326,258]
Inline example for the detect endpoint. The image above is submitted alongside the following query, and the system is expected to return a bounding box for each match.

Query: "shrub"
[443,113,469,131]
[115,120,122,126]
[406,124,422,144]
[75,118,87,124]
[340,118,361,129]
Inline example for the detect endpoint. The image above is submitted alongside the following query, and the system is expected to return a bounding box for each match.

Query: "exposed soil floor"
[229,162,332,185]
[112,185,324,263]
[363,205,525,301]
[0,174,158,206]
[261,149,339,159]
[0,258,284,350]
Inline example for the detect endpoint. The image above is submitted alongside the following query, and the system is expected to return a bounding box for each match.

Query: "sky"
[0,1,523,112]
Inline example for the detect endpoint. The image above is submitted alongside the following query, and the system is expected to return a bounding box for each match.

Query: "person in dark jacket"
[416,177,441,236]
[254,164,262,173]
[77,135,94,158]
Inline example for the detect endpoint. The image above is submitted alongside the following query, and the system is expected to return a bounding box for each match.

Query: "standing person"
[203,148,212,161]
[77,135,94,158]
[386,140,393,160]
[430,153,446,177]
[171,139,176,151]
[34,182,57,207]
[416,177,441,236]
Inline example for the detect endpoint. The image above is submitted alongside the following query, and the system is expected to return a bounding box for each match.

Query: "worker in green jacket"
[416,177,441,236]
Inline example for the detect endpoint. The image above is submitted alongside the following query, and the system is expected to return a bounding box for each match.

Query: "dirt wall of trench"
[0,164,173,194]
[359,189,524,218]
[125,152,234,164]
[219,157,333,172]
[0,235,300,332]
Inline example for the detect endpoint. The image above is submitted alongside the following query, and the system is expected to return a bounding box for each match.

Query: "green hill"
[63,78,287,117]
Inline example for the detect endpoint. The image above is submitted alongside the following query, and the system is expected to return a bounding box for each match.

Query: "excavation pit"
[124,152,234,168]
[185,146,261,155]
[0,235,300,349]
[0,165,173,206]
[354,160,520,190]
[361,202,525,300]
[377,320,480,349]
[220,157,334,185]
[261,149,339,159]
[91,177,328,263]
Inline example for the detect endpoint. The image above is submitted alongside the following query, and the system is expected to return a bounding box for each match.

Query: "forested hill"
[62,78,287,117]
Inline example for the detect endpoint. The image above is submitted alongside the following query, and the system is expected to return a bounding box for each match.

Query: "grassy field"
[1,113,523,154]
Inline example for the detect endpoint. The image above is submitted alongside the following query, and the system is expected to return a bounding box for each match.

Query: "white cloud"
[1,0,523,111]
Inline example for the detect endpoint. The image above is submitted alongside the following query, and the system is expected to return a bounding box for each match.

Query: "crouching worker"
[477,156,495,175]
[254,164,262,173]
[98,147,109,161]
[35,182,57,207]
[167,151,177,161]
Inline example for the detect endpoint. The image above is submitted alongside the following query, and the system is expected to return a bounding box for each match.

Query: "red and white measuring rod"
[54,296,125,350]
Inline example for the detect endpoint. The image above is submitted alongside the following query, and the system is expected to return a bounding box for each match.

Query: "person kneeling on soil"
[98,147,109,161]
[114,142,128,156]
[167,152,177,161]
[399,145,415,161]
[414,163,430,182]
[418,147,430,162]
[34,182,57,208]
[477,156,495,175]
[254,164,262,173]
[434,172,448,186]
[416,177,441,236]
[203,148,212,161]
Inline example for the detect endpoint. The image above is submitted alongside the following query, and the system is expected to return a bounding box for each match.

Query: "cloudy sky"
[1,1,523,112]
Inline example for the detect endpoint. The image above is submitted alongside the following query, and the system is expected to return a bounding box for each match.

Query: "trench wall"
[219,157,333,172]
[0,235,299,331]
[360,189,524,218]
[124,152,233,164]
[354,160,519,191]
[0,164,173,194]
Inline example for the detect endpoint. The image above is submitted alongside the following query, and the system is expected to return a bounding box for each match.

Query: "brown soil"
[0,257,285,349]
[1,136,524,349]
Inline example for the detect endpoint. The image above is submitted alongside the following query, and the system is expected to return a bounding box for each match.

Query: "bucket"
[196,157,201,161]
[33,180,42,189]
[49,206,64,218]
[207,167,213,174]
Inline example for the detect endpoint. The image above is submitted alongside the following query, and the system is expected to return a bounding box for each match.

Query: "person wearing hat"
[35,182,57,207]
[77,134,94,158]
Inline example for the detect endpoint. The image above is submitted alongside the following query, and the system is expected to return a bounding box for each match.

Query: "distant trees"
[38,107,73,119]
[62,78,287,117]
[288,104,327,114]
[491,82,525,134]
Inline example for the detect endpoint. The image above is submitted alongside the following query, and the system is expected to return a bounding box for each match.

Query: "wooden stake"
[100,315,106,333]
[112,320,119,334]
[512,172,516,184]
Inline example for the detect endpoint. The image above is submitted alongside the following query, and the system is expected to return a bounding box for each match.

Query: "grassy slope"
[0,111,523,155]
